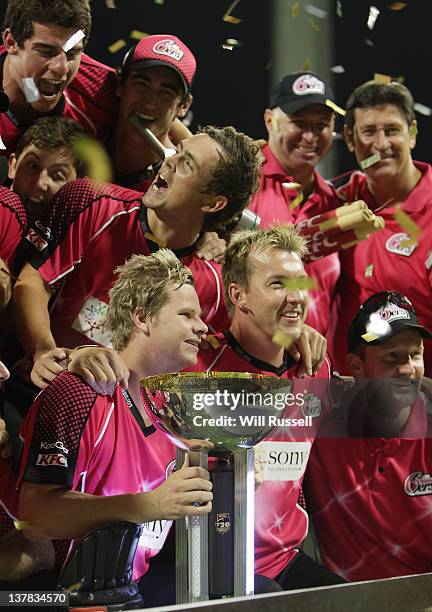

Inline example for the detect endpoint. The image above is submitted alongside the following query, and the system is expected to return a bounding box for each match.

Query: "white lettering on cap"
[153,39,184,62]
[292,74,325,96]
[377,304,410,324]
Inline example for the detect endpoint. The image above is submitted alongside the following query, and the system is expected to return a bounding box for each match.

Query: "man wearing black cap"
[248,72,341,336]
[304,291,432,582]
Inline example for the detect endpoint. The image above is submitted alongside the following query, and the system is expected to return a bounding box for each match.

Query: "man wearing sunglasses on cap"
[304,291,432,582]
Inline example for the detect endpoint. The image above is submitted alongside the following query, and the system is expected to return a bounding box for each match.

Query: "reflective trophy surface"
[140,372,291,603]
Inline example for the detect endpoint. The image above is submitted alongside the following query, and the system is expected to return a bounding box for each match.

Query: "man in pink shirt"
[17,250,212,601]
[249,72,341,335]
[306,291,432,581]
[328,81,432,374]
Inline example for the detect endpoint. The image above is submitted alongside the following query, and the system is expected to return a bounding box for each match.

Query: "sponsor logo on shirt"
[25,228,48,252]
[385,233,416,257]
[301,393,322,419]
[153,39,184,62]
[255,441,311,481]
[292,74,325,96]
[36,453,68,467]
[40,441,69,454]
[377,304,410,324]
[404,471,432,496]
[140,519,172,550]
[215,512,231,535]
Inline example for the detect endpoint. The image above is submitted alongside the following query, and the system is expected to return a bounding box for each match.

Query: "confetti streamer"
[282,182,301,190]
[290,191,304,210]
[13,520,31,530]
[331,65,345,74]
[62,29,85,53]
[394,209,420,245]
[409,125,418,137]
[361,332,380,343]
[108,39,127,53]
[282,277,317,291]
[305,4,327,19]
[367,6,380,30]
[73,136,113,183]
[365,264,374,278]
[272,330,294,349]
[303,58,311,71]
[336,0,343,17]
[207,335,221,349]
[66,579,85,593]
[307,17,320,31]
[223,0,242,23]
[221,38,241,50]
[414,103,432,117]
[0,136,5,150]
[388,2,407,9]
[373,73,392,84]
[130,30,148,41]
[360,152,381,169]
[291,2,300,18]
[325,99,346,116]
[22,77,40,103]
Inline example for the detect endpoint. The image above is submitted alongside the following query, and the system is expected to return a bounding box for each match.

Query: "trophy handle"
[176,447,209,603]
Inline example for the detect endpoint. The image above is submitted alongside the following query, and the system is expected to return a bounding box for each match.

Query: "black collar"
[224,330,296,376]
[121,388,156,437]
[139,205,197,257]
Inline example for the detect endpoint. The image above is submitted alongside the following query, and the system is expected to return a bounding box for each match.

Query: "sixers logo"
[292,74,325,96]
[153,39,184,62]
[404,471,432,496]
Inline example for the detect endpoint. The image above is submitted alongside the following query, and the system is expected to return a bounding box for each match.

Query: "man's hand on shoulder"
[289,324,327,377]
[31,348,71,389]
[68,346,129,395]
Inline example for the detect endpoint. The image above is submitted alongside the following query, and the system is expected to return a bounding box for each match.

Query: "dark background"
[1,0,431,175]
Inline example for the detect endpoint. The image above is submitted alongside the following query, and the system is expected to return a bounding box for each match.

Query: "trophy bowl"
[140,371,292,452]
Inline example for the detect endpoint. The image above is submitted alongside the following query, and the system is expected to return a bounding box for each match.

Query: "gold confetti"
[360,152,381,169]
[282,277,317,290]
[223,0,242,23]
[289,191,304,210]
[373,73,392,84]
[271,115,279,132]
[365,264,374,278]
[73,136,113,183]
[388,2,407,9]
[409,125,418,137]
[207,335,221,349]
[66,580,84,593]
[13,520,30,530]
[307,17,320,32]
[291,2,300,18]
[303,58,311,71]
[272,330,294,349]
[130,30,148,41]
[108,39,127,53]
[393,209,420,245]
[361,332,380,343]
[325,99,346,116]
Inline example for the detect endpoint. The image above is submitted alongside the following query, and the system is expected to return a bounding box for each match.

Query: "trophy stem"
[234,449,255,597]
[176,447,209,603]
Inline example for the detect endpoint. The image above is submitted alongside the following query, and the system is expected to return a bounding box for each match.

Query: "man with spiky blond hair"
[17,250,211,588]
[193,225,344,591]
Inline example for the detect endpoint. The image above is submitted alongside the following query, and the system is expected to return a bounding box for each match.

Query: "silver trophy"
[140,372,291,603]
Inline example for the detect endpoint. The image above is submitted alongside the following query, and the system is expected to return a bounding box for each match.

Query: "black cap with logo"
[348,291,432,352]
[269,71,335,114]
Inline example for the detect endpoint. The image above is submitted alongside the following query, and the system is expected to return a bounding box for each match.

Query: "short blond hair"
[107,250,194,351]
[222,225,308,317]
